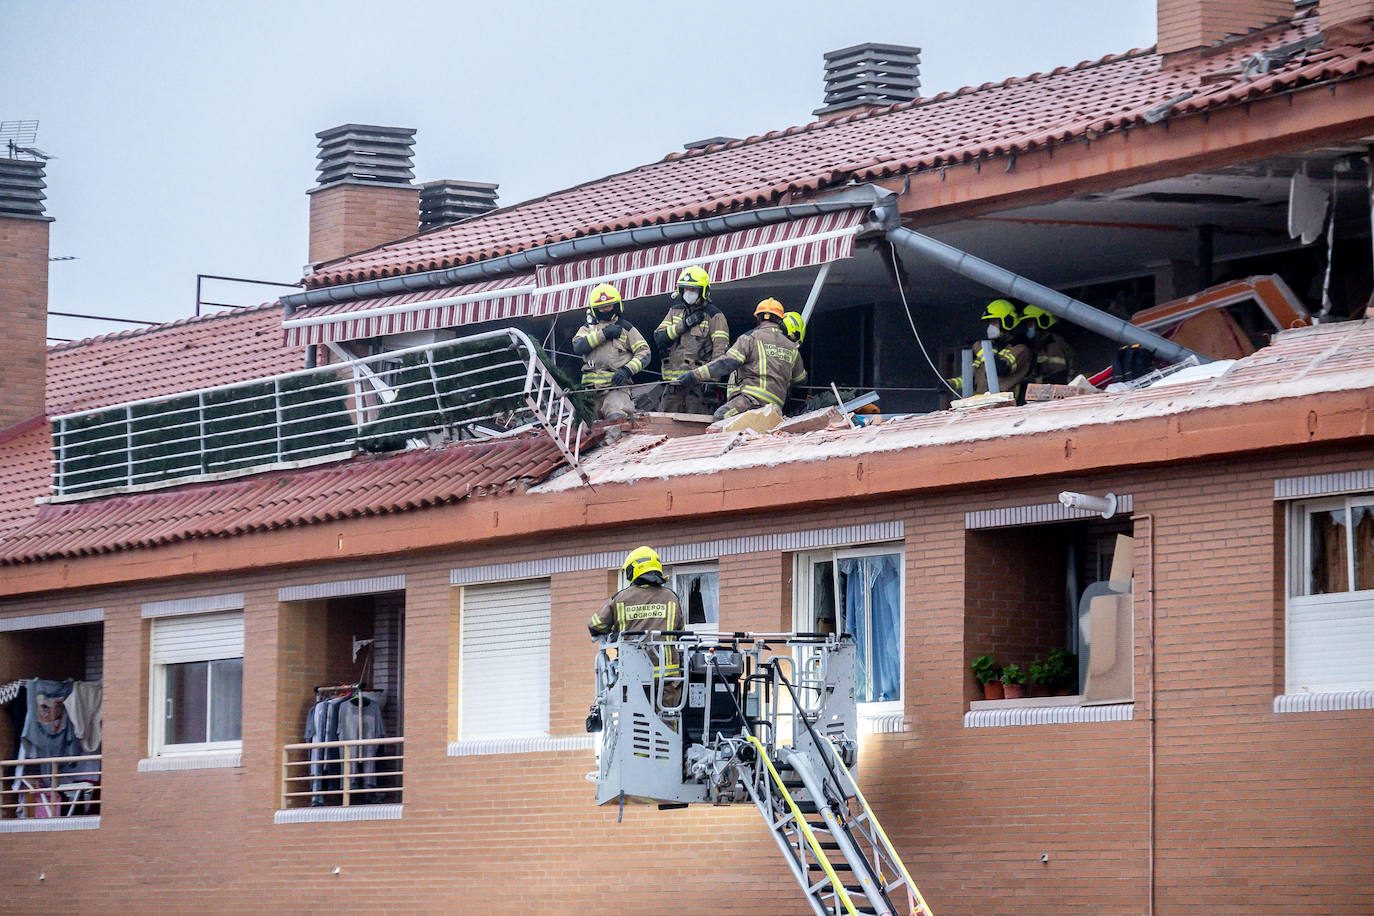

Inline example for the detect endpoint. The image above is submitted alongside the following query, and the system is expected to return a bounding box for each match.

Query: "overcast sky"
[5,1,1156,343]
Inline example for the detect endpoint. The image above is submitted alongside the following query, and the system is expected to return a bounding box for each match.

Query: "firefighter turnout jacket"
[572,318,650,388]
[589,580,684,677]
[689,322,807,409]
[654,304,729,381]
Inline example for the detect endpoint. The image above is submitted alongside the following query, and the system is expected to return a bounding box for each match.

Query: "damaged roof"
[306,9,1374,287]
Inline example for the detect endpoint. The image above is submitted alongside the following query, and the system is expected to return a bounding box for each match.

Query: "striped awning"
[282,209,865,346]
[282,275,535,346]
[531,210,865,317]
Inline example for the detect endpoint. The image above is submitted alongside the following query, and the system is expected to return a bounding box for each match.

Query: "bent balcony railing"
[280,737,404,809]
[50,328,589,499]
[1,754,102,819]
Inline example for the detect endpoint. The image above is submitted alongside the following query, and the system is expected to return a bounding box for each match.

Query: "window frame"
[670,561,719,632]
[792,544,905,716]
[148,612,245,758]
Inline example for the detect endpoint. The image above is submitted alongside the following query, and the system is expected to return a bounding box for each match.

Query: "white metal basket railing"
[49,328,588,500]
[280,737,404,809]
[1,754,102,819]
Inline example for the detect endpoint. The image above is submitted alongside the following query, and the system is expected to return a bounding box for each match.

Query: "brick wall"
[1323,0,1374,41]
[0,215,48,430]
[1157,0,1293,55]
[0,443,1372,913]
[307,183,420,266]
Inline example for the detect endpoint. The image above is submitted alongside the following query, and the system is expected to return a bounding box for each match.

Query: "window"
[672,563,719,630]
[1286,495,1374,693]
[794,547,903,707]
[150,611,244,755]
[458,579,550,740]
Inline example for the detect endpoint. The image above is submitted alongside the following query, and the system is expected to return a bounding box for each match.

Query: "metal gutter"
[283,186,894,313]
[884,225,1206,364]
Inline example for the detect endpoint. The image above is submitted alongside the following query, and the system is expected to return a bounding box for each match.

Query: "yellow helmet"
[981,298,1021,330]
[754,297,785,323]
[1021,304,1057,329]
[783,311,806,343]
[622,546,663,584]
[587,283,623,322]
[674,265,711,302]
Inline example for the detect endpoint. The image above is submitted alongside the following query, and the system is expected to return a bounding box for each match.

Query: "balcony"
[0,754,101,830]
[278,737,404,822]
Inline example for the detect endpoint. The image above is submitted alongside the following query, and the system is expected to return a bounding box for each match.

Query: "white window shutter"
[460,580,551,739]
[1288,593,1374,692]
[151,611,244,665]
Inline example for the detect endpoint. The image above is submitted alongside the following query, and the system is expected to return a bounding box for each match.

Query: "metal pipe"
[979,340,1000,394]
[284,186,893,313]
[799,261,832,325]
[885,226,1206,364]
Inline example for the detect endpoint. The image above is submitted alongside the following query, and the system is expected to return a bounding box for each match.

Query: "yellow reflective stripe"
[742,384,782,406]
[625,358,643,374]
[662,367,688,380]
[582,370,613,383]
[726,346,747,363]
[999,348,1019,369]
[615,601,624,631]
[711,330,730,340]
[1042,356,1067,365]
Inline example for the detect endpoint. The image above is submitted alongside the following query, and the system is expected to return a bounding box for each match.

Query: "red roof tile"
[306,11,1373,287]
[0,435,567,564]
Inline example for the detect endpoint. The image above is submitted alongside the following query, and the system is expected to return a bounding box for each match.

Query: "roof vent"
[814,42,921,117]
[0,158,48,220]
[314,124,416,190]
[418,179,499,230]
[683,136,740,151]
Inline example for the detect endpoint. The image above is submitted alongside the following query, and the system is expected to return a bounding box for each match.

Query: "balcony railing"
[50,328,589,500]
[1,754,102,819]
[280,737,404,809]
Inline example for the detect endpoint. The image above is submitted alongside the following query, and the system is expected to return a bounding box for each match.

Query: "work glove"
[683,309,706,329]
[602,323,624,340]
[611,367,633,386]
[678,372,701,388]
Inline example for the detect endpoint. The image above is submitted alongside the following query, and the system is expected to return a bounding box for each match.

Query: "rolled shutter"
[151,611,244,665]
[460,580,550,739]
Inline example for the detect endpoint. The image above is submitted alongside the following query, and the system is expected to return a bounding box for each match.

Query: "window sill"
[859,710,906,734]
[964,697,1133,728]
[1274,690,1374,713]
[274,803,402,825]
[0,815,99,833]
[138,751,242,772]
[448,735,595,757]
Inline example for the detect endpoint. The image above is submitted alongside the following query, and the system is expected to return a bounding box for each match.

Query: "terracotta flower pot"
[1002,683,1027,700]
[982,681,1005,700]
[1028,683,1052,698]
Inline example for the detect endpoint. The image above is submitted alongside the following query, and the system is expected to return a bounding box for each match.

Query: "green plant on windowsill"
[1046,647,1078,695]
[1029,657,1053,696]
[1000,662,1028,699]
[972,654,1003,700]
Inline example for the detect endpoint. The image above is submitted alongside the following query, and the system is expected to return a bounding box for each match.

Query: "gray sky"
[4,1,1156,343]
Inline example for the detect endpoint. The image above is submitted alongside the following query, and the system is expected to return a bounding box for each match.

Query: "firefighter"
[947,299,1033,403]
[571,282,650,420]
[655,266,730,415]
[589,546,684,708]
[673,298,807,422]
[1021,304,1076,386]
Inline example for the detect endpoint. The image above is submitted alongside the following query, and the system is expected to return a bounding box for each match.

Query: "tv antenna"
[1,120,55,161]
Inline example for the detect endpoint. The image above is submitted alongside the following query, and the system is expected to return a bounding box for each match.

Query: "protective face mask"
[986,323,1002,340]
[1025,325,1038,340]
[682,289,701,306]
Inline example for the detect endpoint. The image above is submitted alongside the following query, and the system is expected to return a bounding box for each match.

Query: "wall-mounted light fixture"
[1059,491,1117,519]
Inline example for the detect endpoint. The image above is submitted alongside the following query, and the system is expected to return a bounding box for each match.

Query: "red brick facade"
[0,216,48,429]
[1,442,1371,914]
[307,183,420,266]
[1157,0,1293,55]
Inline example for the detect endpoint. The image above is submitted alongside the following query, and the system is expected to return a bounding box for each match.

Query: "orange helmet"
[754,298,784,322]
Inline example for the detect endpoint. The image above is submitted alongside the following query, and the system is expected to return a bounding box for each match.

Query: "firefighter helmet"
[783,311,806,343]
[754,298,785,323]
[1021,304,1057,329]
[673,265,711,302]
[622,546,664,584]
[981,299,1021,331]
[588,283,623,322]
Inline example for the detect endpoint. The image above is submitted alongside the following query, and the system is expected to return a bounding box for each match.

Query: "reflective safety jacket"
[970,341,1031,395]
[1032,332,1075,385]
[589,581,684,675]
[572,319,650,388]
[690,322,807,408]
[654,305,730,380]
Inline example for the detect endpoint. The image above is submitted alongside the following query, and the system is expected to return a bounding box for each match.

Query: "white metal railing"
[2,754,102,819]
[280,737,404,809]
[50,328,588,500]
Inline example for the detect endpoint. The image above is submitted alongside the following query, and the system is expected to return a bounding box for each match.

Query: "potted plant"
[1046,647,1079,695]
[972,654,1003,700]
[1028,657,1054,697]
[1000,662,1028,699]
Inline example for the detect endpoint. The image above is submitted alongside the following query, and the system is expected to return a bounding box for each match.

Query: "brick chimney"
[814,43,922,119]
[1322,0,1374,43]
[1156,0,1293,56]
[0,158,50,429]
[307,124,420,266]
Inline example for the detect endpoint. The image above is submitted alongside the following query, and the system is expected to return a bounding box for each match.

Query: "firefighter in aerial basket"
[572,282,650,420]
[588,546,684,709]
